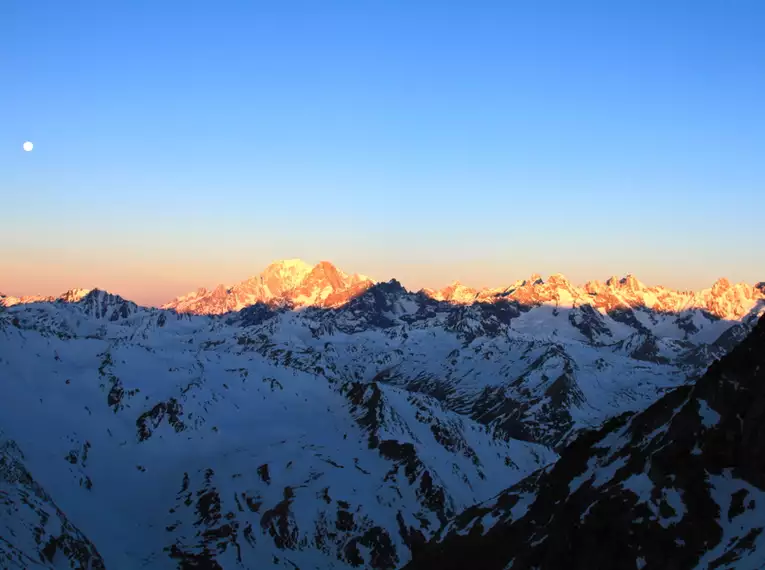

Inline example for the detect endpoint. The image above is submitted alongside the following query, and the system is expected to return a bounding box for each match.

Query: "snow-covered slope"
[405,313,765,570]
[0,434,105,569]
[1,268,763,569]
[0,291,553,569]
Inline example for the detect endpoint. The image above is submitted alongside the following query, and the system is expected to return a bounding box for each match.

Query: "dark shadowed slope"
[0,435,105,569]
[405,314,765,570]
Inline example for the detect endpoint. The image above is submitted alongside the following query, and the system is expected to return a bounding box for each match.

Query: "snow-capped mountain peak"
[257,258,314,294]
[0,287,93,308]
[162,260,376,315]
[59,288,93,303]
[423,281,479,303]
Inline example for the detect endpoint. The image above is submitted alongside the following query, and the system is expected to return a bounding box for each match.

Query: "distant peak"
[445,280,473,291]
[603,274,643,290]
[582,280,608,297]
[77,288,136,308]
[547,273,570,285]
[81,288,115,299]
[620,274,644,290]
[59,288,92,302]
[302,261,344,288]
[265,258,312,270]
[372,278,407,294]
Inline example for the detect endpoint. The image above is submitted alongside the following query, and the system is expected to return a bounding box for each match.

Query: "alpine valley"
[1,260,764,570]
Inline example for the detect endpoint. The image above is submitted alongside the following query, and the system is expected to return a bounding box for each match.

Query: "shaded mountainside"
[0,435,105,569]
[405,314,765,570]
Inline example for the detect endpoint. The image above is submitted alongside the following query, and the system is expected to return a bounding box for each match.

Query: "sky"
[1,0,764,306]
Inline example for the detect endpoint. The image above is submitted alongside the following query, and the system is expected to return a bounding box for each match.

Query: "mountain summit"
[162,260,375,314]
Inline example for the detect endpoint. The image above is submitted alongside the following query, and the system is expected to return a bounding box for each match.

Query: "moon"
[23,141,34,152]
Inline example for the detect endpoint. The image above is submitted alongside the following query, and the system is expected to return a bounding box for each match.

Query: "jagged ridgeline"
[0,265,763,569]
[405,314,765,570]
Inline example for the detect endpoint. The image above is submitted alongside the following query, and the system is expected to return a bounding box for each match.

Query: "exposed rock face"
[405,314,765,570]
[79,289,139,321]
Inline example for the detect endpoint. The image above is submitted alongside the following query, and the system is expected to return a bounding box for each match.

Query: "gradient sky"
[2,0,764,306]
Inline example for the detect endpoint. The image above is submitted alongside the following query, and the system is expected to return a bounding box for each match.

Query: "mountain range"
[164,260,764,321]
[1,259,764,569]
[4,259,763,324]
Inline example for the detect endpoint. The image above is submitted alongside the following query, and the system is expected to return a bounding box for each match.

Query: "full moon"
[23,141,34,152]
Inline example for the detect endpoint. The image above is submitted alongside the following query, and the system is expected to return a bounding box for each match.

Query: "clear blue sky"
[2,0,763,304]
